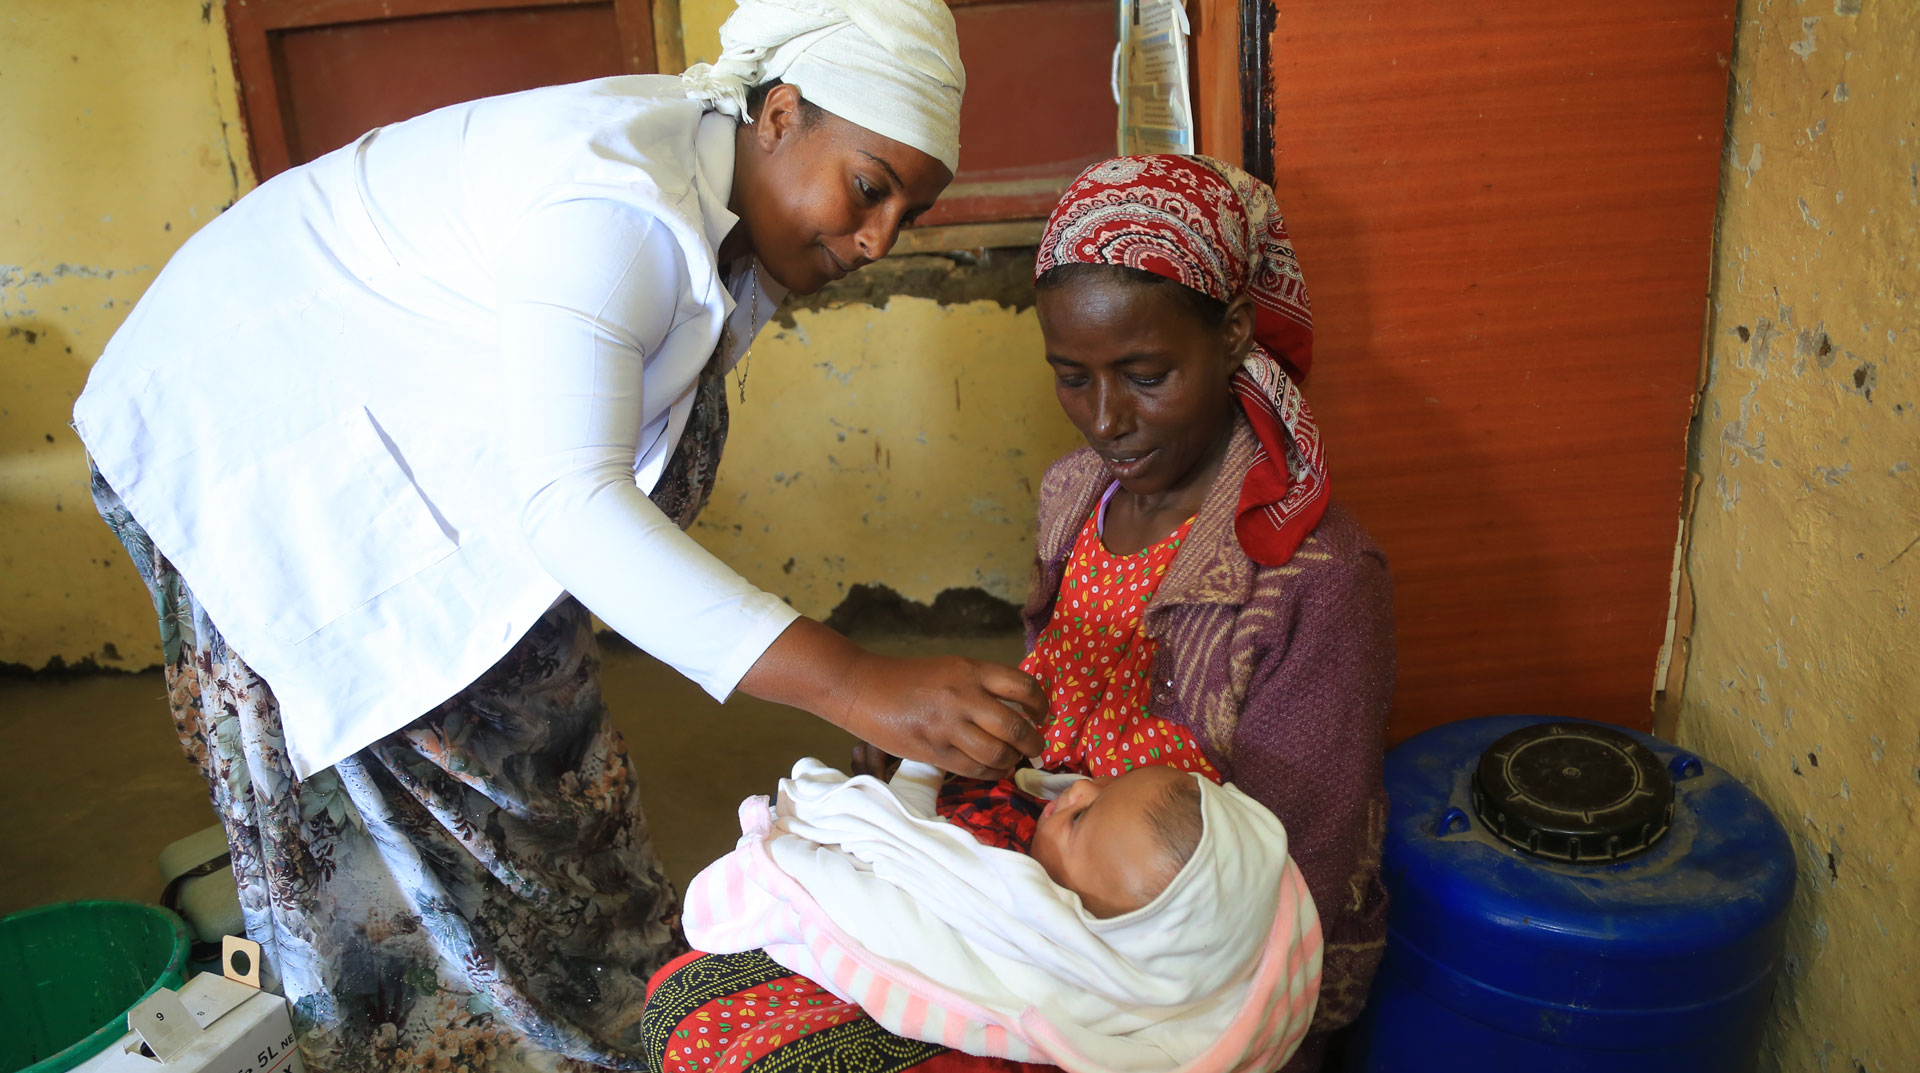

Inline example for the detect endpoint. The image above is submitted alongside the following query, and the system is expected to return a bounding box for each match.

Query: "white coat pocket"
[204,407,458,645]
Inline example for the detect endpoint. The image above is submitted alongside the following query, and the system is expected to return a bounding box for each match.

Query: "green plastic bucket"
[0,901,190,1073]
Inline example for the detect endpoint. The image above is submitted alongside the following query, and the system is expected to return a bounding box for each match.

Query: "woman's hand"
[741,619,1046,779]
[834,648,1047,778]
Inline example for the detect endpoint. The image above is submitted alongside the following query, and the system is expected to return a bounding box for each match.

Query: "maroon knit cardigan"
[1021,418,1394,1070]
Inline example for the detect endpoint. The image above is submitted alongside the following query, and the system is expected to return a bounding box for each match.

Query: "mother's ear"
[1222,293,1259,370]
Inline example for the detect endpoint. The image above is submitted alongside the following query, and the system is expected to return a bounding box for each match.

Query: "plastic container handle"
[1669,754,1705,781]
[1434,807,1471,836]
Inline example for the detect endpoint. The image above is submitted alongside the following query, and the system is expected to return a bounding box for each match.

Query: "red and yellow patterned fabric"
[1021,508,1220,782]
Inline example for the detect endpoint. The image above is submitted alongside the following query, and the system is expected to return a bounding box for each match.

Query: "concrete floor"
[0,633,1024,916]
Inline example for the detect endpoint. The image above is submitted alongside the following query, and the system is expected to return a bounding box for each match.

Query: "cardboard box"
[74,939,304,1073]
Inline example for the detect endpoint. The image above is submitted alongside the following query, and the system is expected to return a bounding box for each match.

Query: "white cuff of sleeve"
[690,591,804,702]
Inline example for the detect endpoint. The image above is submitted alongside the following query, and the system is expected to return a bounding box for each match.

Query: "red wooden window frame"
[912,0,1119,230]
[226,0,660,181]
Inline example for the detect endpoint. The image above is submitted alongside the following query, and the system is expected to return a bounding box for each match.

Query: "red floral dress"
[1023,506,1220,781]
[643,503,1222,1073]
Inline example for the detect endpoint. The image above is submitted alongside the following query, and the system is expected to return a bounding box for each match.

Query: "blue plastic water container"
[1344,715,1794,1072]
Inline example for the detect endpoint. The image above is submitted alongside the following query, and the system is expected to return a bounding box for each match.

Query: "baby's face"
[1029,765,1192,918]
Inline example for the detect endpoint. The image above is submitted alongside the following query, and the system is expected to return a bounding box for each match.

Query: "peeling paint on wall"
[1674,0,1920,1067]
[775,250,1041,326]
[692,295,1085,620]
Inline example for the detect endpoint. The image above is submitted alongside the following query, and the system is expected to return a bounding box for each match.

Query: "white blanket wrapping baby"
[682,760,1322,1073]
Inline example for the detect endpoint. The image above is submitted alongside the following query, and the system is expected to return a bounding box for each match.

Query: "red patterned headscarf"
[1036,155,1329,568]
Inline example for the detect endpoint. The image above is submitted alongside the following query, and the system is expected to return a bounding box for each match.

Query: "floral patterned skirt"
[93,469,686,1072]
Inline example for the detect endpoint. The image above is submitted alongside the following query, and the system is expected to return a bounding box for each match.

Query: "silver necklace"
[724,261,762,404]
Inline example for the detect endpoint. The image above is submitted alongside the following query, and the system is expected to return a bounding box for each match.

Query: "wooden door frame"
[1237,0,1275,182]
[225,0,664,181]
[1191,0,1274,181]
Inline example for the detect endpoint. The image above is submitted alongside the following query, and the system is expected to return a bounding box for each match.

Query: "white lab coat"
[74,76,800,778]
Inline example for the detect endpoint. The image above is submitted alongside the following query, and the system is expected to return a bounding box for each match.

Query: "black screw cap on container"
[1470,722,1674,862]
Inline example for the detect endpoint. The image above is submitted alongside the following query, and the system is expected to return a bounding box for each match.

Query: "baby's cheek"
[1029,830,1067,887]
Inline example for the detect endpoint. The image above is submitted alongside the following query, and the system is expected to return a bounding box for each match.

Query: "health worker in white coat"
[72,1,1044,1067]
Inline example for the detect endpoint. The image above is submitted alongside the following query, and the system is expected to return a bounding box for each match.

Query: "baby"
[1022,764,1206,918]
[682,758,1322,1073]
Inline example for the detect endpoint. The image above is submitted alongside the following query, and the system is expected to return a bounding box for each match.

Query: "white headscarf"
[681,0,965,174]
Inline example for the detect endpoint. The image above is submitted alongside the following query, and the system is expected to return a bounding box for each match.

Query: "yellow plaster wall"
[1,0,252,670]
[1675,0,1919,1067]
[680,0,730,69]
[695,300,1083,618]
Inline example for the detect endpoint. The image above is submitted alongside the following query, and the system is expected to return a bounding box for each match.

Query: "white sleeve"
[498,198,800,700]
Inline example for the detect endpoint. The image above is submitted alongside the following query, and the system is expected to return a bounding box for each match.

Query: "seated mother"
[641,155,1394,1073]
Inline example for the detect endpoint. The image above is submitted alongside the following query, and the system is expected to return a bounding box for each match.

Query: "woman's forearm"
[736,616,868,727]
[738,618,1047,778]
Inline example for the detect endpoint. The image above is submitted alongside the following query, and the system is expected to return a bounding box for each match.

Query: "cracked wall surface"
[1,0,251,670]
[1676,0,1919,1067]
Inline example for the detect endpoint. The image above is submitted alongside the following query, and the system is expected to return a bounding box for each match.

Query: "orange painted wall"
[1242,2,1737,738]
